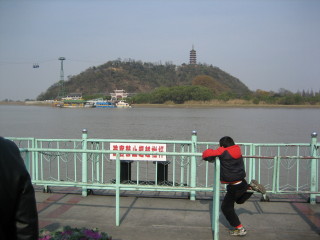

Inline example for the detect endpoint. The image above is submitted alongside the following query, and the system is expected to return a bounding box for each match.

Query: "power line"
[0,58,107,66]
[0,58,57,66]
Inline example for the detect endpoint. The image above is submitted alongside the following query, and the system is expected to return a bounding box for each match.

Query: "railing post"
[310,132,318,204]
[212,158,220,240]
[190,130,197,200]
[82,129,88,197]
[31,138,37,181]
[273,156,280,193]
[249,143,255,181]
[24,149,30,173]
[95,142,100,182]
[116,153,121,226]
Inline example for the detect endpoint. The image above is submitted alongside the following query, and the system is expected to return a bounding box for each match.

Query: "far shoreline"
[1,100,320,109]
[132,103,320,109]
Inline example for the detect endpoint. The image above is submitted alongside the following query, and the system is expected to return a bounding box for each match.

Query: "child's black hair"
[219,136,235,148]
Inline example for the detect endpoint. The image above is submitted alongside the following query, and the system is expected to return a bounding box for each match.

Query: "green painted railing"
[7,130,320,240]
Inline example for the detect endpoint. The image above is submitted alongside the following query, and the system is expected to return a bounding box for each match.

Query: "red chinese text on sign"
[110,143,166,161]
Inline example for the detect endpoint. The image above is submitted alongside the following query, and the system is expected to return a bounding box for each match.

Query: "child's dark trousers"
[221,179,253,227]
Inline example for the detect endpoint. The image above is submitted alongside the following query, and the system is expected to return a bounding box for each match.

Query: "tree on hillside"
[147,86,213,104]
[192,75,230,94]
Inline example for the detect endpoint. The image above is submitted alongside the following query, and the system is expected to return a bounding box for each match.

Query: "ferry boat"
[95,101,116,108]
[84,98,104,108]
[61,100,86,108]
[116,100,132,108]
[52,101,64,107]
[84,102,95,108]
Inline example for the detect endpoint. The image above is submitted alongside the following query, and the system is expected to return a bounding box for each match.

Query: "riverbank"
[0,101,52,106]
[132,100,320,108]
[1,100,320,108]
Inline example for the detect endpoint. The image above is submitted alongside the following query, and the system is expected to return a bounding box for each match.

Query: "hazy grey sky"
[1,0,319,100]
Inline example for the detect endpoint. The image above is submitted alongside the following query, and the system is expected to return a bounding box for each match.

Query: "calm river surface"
[1,105,319,144]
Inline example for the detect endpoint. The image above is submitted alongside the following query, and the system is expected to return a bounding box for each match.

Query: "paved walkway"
[36,191,320,240]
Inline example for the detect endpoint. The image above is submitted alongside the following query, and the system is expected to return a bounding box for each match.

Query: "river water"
[1,105,319,144]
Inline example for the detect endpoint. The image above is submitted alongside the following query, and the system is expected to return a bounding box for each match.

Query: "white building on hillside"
[62,93,83,100]
[111,89,128,100]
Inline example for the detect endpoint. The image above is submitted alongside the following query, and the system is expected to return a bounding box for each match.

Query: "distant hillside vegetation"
[37,59,251,100]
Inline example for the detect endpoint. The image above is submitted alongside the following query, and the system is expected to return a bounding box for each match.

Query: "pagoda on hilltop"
[189,45,197,65]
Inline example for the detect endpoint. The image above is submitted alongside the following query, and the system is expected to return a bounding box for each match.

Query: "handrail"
[6,131,319,240]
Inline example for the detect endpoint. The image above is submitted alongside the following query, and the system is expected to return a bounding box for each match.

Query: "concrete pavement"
[36,190,320,240]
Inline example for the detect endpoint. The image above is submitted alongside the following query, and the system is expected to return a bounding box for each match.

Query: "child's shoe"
[229,227,247,236]
[250,179,266,194]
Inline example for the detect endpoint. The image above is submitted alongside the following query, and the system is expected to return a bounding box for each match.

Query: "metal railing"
[7,131,319,240]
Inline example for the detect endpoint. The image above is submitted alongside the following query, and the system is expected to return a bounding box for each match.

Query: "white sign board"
[110,143,167,161]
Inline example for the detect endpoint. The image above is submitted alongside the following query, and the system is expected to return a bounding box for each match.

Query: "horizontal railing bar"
[252,143,310,146]
[8,137,34,140]
[86,139,192,144]
[18,146,320,157]
[33,181,213,192]
[198,141,311,146]
[23,148,202,156]
[243,155,320,159]
[34,138,192,144]
[36,139,82,142]
[23,148,320,160]
[33,181,320,195]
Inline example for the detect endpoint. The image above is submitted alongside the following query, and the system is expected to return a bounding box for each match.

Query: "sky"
[0,0,319,101]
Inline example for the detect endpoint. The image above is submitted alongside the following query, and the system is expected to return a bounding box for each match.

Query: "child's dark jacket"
[202,145,246,183]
